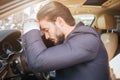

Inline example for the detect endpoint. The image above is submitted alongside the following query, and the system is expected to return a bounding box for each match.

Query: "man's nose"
[45,33,49,39]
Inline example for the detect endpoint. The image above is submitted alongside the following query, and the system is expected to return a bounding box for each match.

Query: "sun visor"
[97,14,116,29]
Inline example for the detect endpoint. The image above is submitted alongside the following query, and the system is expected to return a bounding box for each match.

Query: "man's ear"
[55,17,65,27]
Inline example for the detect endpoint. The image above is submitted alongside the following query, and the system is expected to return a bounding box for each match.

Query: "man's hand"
[22,19,40,34]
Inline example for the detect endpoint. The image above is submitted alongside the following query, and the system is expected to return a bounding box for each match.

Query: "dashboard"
[0,38,22,60]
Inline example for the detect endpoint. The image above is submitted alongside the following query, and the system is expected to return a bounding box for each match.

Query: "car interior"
[0,0,120,80]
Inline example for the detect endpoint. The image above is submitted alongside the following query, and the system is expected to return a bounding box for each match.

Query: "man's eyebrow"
[40,26,44,30]
[41,28,48,31]
[40,28,44,31]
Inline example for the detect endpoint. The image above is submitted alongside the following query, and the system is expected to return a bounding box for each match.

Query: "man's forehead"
[39,24,48,29]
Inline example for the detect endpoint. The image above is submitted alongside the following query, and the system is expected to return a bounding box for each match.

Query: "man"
[22,1,110,80]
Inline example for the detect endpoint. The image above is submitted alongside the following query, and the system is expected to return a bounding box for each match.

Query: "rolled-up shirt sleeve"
[21,29,99,72]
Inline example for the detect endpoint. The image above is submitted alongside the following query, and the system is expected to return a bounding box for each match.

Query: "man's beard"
[55,34,65,45]
[49,34,65,45]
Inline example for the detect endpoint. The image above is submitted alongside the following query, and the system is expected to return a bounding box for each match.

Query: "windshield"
[0,1,95,30]
[0,0,50,30]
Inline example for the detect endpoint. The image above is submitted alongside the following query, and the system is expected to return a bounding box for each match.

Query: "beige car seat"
[97,13,118,61]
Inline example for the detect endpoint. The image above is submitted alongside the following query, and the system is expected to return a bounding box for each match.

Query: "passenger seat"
[97,13,118,61]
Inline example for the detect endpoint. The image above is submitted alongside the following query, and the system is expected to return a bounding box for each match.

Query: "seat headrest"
[97,14,116,29]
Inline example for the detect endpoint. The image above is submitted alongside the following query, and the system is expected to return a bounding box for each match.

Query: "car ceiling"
[0,0,120,19]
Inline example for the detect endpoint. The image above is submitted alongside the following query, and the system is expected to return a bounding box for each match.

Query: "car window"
[115,15,120,34]
[73,14,95,26]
